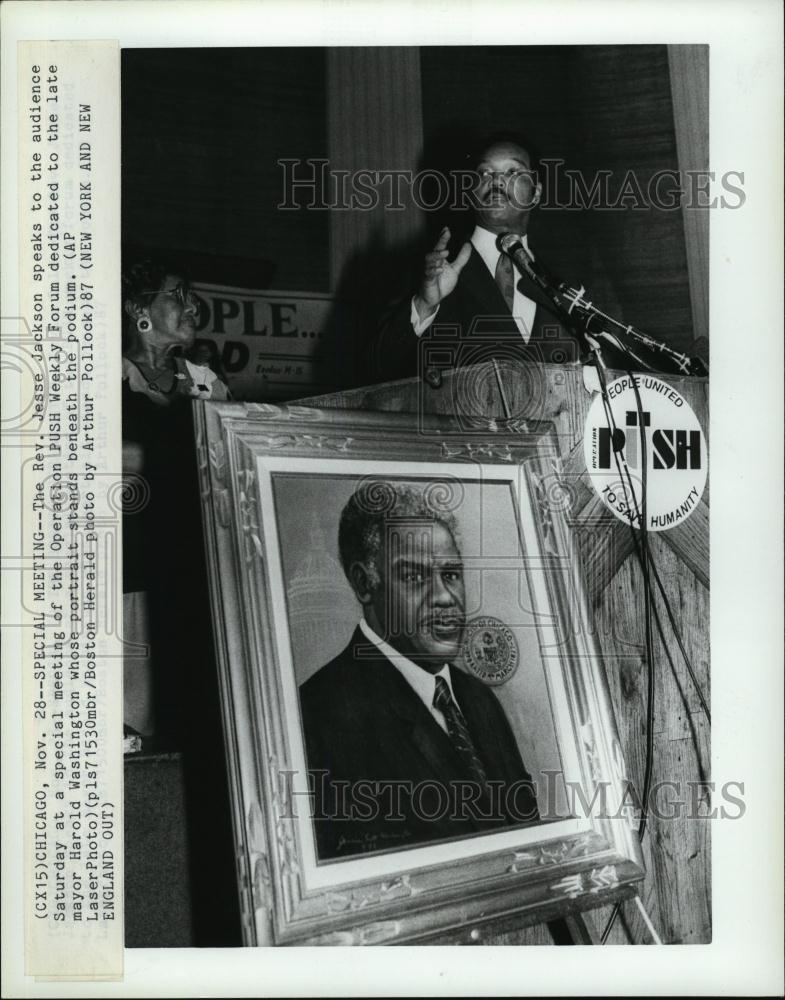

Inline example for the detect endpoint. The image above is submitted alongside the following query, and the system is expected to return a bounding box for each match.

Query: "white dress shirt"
[411,226,537,342]
[359,618,461,734]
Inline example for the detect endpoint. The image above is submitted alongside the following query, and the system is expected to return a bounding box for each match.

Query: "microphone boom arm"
[560,285,706,376]
[498,233,708,377]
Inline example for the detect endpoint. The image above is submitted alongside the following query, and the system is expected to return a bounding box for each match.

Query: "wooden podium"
[300,359,710,946]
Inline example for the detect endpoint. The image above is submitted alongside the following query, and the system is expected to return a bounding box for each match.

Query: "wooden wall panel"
[590,538,711,944]
[668,45,710,350]
[327,47,424,290]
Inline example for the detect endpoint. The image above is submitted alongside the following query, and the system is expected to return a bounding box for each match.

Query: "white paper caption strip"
[18,40,123,980]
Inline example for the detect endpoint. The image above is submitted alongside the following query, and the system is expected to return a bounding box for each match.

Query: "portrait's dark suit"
[366,242,587,384]
[299,627,539,860]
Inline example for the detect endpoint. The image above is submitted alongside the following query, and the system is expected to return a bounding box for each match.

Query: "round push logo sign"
[462,616,519,686]
[584,375,707,531]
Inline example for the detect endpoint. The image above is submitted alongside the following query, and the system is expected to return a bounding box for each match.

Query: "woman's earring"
[137,316,152,334]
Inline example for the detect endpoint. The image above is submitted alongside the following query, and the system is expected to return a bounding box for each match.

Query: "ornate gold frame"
[194,401,645,945]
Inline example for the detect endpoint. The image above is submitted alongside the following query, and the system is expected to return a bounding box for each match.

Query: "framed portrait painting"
[194,401,644,945]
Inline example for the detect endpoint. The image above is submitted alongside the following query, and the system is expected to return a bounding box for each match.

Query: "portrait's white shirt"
[411,226,537,343]
[359,618,461,734]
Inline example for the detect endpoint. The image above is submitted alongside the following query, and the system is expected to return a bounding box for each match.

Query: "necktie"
[494,250,515,312]
[433,675,488,787]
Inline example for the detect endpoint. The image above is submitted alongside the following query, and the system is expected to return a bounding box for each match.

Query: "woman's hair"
[121,257,185,348]
[122,258,174,309]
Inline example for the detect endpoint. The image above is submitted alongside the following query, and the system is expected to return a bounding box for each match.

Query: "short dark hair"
[122,258,173,309]
[466,130,541,179]
[121,257,190,345]
[338,481,460,589]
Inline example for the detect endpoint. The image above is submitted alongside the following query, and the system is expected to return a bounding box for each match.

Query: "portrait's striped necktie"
[433,675,488,787]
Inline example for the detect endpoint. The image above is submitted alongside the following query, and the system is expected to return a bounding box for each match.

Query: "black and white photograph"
[119,40,710,949]
[1,1,782,996]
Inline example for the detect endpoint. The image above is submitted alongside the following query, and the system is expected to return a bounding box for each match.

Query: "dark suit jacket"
[366,241,694,383]
[367,243,587,384]
[299,627,539,860]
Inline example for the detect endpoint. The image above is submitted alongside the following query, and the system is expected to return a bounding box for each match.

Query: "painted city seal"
[462,616,519,686]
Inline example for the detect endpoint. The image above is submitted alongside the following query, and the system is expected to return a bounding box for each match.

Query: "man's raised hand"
[413,227,472,321]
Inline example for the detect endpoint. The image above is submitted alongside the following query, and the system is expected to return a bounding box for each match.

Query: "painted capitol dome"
[286,518,345,650]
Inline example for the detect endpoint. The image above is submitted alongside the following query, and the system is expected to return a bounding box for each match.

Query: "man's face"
[473,141,540,235]
[366,520,466,672]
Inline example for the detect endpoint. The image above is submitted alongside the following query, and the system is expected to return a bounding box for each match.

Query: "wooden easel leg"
[547,912,601,944]
[564,912,601,944]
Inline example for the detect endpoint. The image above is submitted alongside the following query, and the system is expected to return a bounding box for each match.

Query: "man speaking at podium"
[298,481,539,861]
[368,132,583,383]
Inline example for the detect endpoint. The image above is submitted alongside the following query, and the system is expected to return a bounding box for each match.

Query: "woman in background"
[122,260,229,407]
[121,260,229,749]
[122,260,240,942]
[121,260,240,940]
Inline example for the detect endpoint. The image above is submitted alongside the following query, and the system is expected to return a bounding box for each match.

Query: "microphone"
[498,233,580,332]
[498,234,562,294]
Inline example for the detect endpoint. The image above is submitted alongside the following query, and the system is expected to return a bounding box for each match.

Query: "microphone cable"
[531,252,712,723]
[596,373,711,725]
[596,366,709,943]
[500,241,710,941]
[594,365,656,944]
[513,243,710,721]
